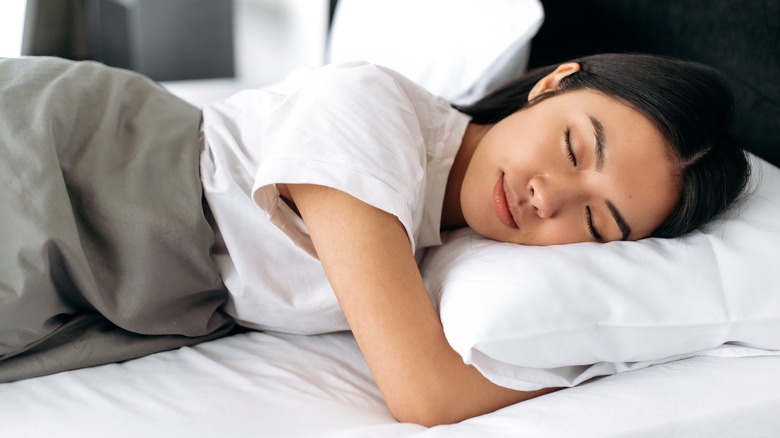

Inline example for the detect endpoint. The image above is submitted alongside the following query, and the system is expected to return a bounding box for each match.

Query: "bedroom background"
[2,1,779,437]
[1,0,330,107]
[5,0,777,167]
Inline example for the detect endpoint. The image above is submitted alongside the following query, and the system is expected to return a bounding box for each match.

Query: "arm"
[283,183,556,426]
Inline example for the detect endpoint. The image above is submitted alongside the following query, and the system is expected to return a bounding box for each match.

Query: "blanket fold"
[0,57,234,382]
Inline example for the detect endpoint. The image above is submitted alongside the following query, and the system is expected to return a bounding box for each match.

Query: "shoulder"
[264,62,435,146]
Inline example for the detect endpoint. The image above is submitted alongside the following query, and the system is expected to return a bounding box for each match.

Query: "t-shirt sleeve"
[251,63,427,251]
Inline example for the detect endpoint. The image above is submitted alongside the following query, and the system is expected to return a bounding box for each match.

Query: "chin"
[470,224,517,245]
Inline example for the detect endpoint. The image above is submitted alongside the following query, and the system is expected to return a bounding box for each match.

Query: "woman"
[200,53,749,425]
[0,53,749,424]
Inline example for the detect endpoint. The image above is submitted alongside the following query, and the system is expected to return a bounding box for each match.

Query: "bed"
[4,331,780,437]
[3,1,780,436]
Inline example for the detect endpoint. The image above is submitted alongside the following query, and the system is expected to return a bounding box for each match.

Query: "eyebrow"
[587,114,632,241]
[606,200,632,241]
[589,115,606,171]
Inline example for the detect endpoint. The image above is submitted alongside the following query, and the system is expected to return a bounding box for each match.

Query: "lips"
[493,175,518,228]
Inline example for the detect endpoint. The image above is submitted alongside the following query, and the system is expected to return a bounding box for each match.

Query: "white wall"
[233,0,329,86]
[0,0,28,57]
[0,0,329,106]
[164,0,330,106]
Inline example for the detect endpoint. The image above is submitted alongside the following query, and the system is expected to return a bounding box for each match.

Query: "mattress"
[3,330,779,437]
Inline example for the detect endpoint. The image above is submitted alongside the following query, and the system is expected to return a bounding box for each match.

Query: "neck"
[441,122,492,231]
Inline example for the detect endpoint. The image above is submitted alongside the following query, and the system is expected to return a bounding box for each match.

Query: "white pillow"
[327,0,545,104]
[420,154,780,391]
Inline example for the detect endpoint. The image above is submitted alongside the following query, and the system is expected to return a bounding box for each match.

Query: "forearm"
[287,183,554,425]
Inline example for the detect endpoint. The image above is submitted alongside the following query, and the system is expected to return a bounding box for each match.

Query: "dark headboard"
[528,0,780,167]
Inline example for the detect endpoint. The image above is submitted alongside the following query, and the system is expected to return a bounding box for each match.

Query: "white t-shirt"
[200,62,470,334]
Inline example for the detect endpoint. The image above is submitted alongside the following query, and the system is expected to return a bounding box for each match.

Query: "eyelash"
[586,206,603,242]
[565,128,599,241]
[563,128,577,166]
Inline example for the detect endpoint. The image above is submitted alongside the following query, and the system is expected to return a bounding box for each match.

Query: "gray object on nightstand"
[86,0,235,81]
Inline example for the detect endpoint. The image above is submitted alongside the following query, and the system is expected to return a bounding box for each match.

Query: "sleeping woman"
[0,53,749,425]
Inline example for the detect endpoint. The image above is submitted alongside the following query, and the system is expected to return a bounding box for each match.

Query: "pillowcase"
[327,0,545,104]
[420,154,780,390]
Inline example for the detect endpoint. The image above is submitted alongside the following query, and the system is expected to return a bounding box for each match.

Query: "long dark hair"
[455,53,751,238]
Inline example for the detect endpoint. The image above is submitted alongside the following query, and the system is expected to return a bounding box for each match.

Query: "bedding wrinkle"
[0,57,235,382]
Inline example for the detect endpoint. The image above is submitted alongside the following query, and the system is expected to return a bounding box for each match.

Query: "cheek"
[460,141,503,209]
[493,215,586,246]
[458,168,491,233]
[527,218,585,246]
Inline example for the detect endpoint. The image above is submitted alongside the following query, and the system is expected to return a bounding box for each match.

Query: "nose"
[527,175,576,219]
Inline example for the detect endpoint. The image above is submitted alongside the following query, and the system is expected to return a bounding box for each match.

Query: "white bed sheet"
[2,330,779,438]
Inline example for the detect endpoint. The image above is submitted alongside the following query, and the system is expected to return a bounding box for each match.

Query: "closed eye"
[563,128,577,166]
[586,206,604,242]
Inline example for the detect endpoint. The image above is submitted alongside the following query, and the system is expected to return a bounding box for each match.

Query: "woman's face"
[460,88,680,246]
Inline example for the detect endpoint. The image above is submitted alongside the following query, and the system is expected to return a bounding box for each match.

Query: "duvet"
[0,57,234,382]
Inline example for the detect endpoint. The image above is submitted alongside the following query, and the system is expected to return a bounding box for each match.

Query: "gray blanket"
[0,57,234,382]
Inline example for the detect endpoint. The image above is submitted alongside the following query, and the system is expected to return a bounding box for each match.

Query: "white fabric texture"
[328,0,545,105]
[4,331,780,438]
[420,155,780,390]
[200,62,469,334]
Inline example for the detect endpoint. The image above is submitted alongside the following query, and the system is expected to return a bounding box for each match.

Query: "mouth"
[493,175,518,229]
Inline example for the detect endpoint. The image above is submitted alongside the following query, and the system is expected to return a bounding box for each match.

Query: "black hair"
[454,53,751,238]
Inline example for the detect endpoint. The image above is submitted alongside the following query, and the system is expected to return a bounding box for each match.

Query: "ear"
[528,62,581,101]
